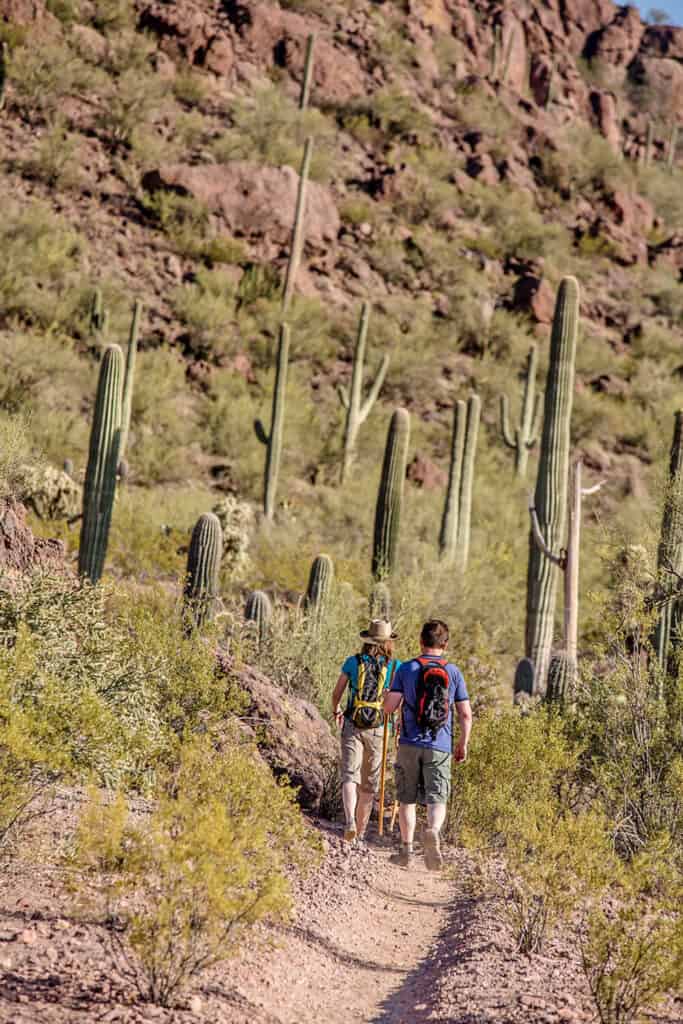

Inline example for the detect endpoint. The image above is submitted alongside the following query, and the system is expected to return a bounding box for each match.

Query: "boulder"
[233,663,338,812]
[138,0,234,74]
[605,189,654,236]
[590,90,620,151]
[0,498,66,574]
[586,5,644,67]
[406,453,447,491]
[639,24,683,59]
[511,274,555,323]
[142,162,340,263]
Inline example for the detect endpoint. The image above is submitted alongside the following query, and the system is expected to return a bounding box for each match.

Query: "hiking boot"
[423,828,443,872]
[389,843,414,868]
[343,825,357,843]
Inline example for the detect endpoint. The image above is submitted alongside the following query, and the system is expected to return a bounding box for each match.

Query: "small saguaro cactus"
[499,345,543,478]
[183,513,223,630]
[439,394,481,573]
[652,410,683,677]
[118,299,141,464]
[513,657,535,699]
[245,590,272,647]
[304,553,334,625]
[546,653,571,705]
[525,276,579,695]
[299,33,316,111]
[372,408,410,580]
[78,345,124,583]
[338,303,389,484]
[255,324,290,521]
[645,117,654,166]
[667,122,679,173]
[369,581,391,620]
[281,136,313,314]
[89,287,108,339]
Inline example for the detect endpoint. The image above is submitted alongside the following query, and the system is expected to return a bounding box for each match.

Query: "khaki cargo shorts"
[395,743,451,805]
[341,718,384,794]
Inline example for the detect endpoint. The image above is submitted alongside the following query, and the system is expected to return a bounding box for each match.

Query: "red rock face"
[0,499,66,574]
[142,161,340,263]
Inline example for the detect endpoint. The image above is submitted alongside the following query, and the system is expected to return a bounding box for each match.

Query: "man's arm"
[332,673,348,729]
[454,699,472,762]
[384,690,402,715]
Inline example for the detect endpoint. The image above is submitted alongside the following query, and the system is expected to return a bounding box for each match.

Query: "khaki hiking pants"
[340,718,384,794]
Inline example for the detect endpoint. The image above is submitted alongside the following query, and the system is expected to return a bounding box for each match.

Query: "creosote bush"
[71,732,320,1006]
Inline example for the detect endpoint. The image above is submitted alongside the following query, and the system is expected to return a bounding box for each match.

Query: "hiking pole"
[378,711,389,836]
[388,714,401,834]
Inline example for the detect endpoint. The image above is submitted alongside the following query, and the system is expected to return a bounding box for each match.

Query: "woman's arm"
[331,673,349,729]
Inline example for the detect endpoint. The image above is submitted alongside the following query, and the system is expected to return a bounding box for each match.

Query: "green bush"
[71,732,320,1005]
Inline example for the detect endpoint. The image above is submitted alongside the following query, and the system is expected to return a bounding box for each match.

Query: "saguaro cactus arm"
[500,394,516,449]
[118,299,141,462]
[359,355,390,423]
[528,493,564,567]
[339,303,389,483]
[527,393,543,448]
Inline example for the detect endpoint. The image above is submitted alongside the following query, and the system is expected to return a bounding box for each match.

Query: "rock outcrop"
[0,498,66,574]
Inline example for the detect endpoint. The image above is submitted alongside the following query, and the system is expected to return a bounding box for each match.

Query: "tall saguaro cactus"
[372,408,410,579]
[338,303,389,484]
[653,410,683,676]
[0,41,7,112]
[255,324,290,520]
[439,395,481,573]
[499,345,543,478]
[78,345,124,582]
[281,136,313,314]
[183,513,222,630]
[667,122,679,173]
[118,299,141,463]
[525,276,579,694]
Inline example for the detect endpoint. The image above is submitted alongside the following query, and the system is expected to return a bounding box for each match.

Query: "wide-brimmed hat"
[359,618,398,641]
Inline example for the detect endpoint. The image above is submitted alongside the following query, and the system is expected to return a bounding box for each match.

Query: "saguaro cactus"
[439,394,480,573]
[667,122,679,173]
[305,554,334,624]
[513,657,535,699]
[645,118,654,166]
[118,300,141,463]
[281,136,313,314]
[338,303,389,484]
[183,513,222,630]
[0,41,7,112]
[499,345,543,478]
[299,34,315,111]
[653,410,683,675]
[78,345,124,582]
[255,324,290,520]
[245,590,272,647]
[372,408,410,579]
[525,277,580,694]
[529,458,603,700]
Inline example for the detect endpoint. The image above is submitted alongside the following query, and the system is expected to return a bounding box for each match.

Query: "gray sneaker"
[423,828,443,871]
[389,843,414,868]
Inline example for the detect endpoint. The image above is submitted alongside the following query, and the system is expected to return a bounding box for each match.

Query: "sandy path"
[229,835,453,1024]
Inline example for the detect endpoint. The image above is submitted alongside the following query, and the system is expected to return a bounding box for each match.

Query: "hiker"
[331,619,401,843]
[383,618,472,871]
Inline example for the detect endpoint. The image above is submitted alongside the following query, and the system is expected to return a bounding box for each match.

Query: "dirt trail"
[230,835,452,1024]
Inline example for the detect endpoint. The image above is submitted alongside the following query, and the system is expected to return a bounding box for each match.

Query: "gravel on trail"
[1,809,682,1023]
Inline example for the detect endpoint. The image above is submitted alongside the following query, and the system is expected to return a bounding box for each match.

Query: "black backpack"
[348,655,394,730]
[412,656,451,738]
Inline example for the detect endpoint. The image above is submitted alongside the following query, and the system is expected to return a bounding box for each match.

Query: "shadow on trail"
[371,891,495,1024]
[373,884,451,911]
[273,923,405,975]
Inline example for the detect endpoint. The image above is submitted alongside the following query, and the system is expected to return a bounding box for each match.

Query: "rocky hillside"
[1,0,682,675]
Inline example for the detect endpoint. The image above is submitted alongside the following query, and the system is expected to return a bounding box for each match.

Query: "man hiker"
[331,619,401,842]
[383,618,472,871]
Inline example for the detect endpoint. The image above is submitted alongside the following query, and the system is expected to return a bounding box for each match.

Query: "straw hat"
[359,618,398,641]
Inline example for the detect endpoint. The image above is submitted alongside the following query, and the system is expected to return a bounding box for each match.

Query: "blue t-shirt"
[341,654,401,716]
[390,657,469,753]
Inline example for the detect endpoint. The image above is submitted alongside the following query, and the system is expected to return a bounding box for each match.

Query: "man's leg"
[390,745,420,866]
[399,802,417,844]
[422,750,451,870]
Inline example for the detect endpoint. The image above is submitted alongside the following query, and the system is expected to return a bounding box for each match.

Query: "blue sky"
[635,1,683,24]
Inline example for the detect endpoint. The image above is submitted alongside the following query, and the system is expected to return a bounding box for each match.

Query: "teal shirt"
[341,653,402,716]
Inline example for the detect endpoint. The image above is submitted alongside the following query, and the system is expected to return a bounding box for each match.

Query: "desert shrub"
[214,86,334,181]
[72,733,319,1005]
[341,87,433,147]
[9,38,99,117]
[637,163,683,226]
[172,69,209,107]
[20,115,81,189]
[0,203,86,331]
[0,412,33,497]
[171,268,238,360]
[580,837,683,1024]
[538,123,627,196]
[97,65,166,147]
[88,0,136,32]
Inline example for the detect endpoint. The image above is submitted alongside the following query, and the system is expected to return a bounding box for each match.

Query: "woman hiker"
[331,618,401,842]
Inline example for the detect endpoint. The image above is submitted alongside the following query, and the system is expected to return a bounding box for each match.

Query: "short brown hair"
[420,619,449,649]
